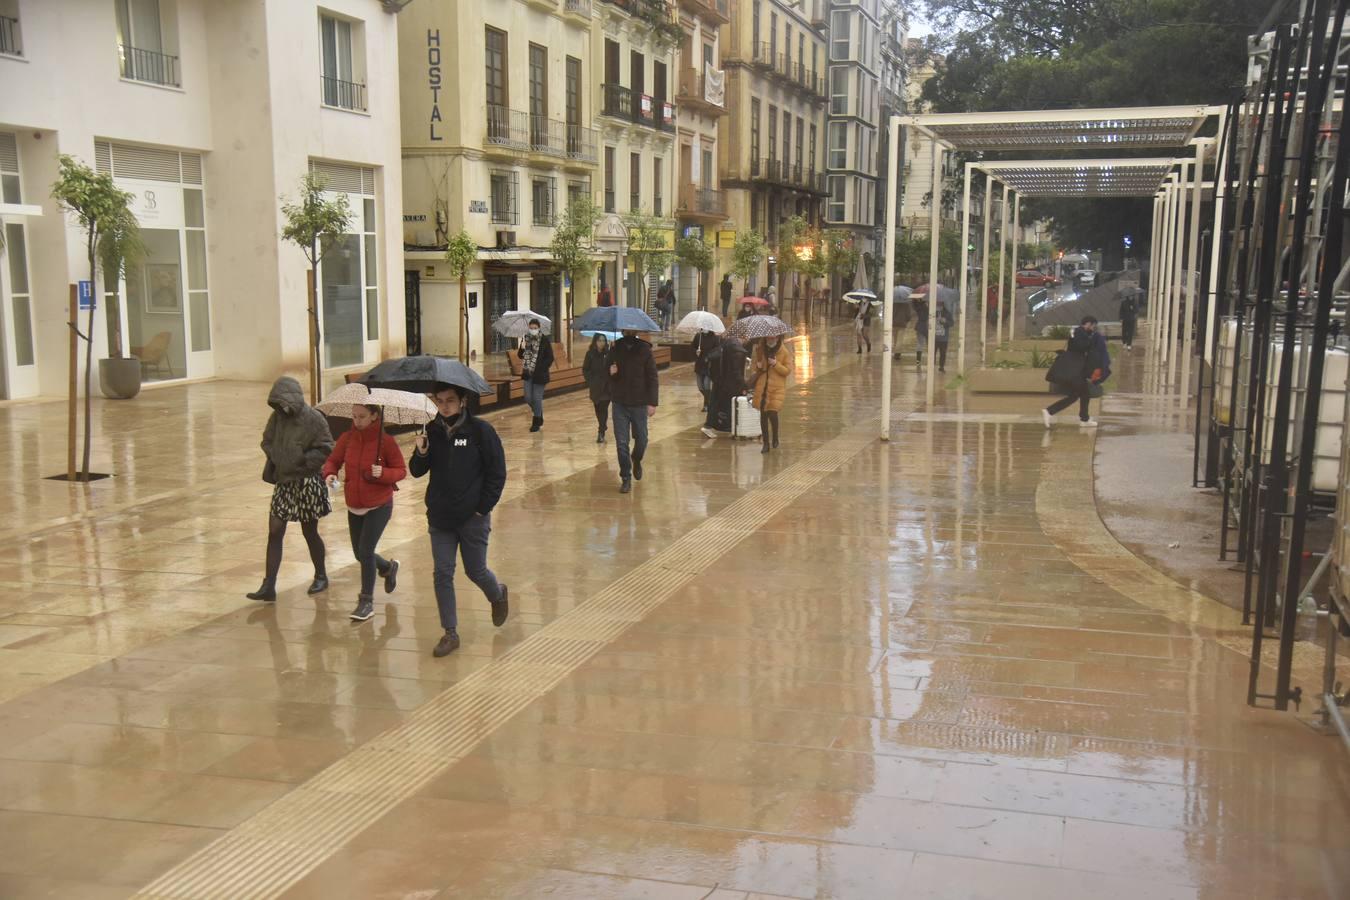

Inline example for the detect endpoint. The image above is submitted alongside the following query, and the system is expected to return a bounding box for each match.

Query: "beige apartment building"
[397,0,599,360]
[670,0,730,312]
[720,0,829,298]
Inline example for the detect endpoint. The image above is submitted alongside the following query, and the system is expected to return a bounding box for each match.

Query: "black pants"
[1122,318,1137,346]
[936,340,948,371]
[593,399,610,433]
[761,410,780,446]
[1047,381,1092,421]
[347,503,393,596]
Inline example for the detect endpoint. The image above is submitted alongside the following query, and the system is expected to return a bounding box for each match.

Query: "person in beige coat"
[749,336,791,453]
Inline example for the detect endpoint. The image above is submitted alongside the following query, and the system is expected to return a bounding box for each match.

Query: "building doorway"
[485,273,517,354]
[404,270,422,355]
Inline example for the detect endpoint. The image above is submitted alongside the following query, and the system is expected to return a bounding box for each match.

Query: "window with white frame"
[116,0,180,86]
[319,12,367,111]
[309,161,378,367]
[831,68,849,116]
[827,176,845,222]
[830,10,850,62]
[0,132,33,371]
[828,122,847,169]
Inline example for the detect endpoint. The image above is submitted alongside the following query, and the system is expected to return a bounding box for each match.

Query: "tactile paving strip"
[134,426,882,899]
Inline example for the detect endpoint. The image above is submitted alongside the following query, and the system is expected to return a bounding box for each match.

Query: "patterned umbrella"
[727,315,794,342]
[675,310,726,335]
[492,310,552,339]
[316,382,437,426]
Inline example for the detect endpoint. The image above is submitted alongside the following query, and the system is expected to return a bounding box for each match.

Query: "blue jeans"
[611,402,649,480]
[523,381,545,418]
[429,515,502,631]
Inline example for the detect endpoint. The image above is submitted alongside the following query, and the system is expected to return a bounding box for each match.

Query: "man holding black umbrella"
[609,329,659,494]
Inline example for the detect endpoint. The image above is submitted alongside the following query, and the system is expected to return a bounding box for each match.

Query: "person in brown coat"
[749,336,791,453]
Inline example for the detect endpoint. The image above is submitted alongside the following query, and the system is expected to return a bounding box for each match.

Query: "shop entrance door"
[485,273,517,354]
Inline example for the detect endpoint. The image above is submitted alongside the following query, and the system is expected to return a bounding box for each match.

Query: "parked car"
[1015,269,1054,288]
[1076,269,1098,287]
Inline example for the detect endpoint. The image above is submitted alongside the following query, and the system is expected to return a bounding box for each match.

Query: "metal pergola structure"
[880,105,1221,425]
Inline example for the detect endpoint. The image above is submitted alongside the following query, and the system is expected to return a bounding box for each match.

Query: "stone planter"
[967,367,1054,393]
[1005,338,1066,352]
[98,357,143,400]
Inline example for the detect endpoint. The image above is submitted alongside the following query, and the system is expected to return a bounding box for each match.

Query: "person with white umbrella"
[676,310,725,413]
[318,389,412,622]
[519,318,553,432]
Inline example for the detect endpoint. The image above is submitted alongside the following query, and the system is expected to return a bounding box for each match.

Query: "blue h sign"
[77,280,94,311]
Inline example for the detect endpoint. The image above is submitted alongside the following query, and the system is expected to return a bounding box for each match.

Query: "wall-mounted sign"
[469,200,489,214]
[77,280,94,311]
[468,290,479,309]
[717,230,736,249]
[403,214,427,222]
[682,225,703,239]
[427,30,444,142]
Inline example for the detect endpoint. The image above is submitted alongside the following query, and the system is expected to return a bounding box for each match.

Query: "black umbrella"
[359,355,492,396]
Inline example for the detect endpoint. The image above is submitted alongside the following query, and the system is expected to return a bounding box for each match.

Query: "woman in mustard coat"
[750,336,791,453]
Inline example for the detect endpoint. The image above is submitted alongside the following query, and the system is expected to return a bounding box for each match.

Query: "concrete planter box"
[1005,338,1066,352]
[968,367,1054,393]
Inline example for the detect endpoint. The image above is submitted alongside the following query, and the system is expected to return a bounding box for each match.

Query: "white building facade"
[0,0,405,400]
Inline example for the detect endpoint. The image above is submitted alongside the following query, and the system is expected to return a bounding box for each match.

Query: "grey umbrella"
[359,355,492,395]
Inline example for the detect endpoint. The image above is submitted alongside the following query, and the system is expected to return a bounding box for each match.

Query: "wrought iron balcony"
[119,44,180,87]
[322,75,368,112]
[656,101,676,133]
[564,0,592,17]
[675,66,726,116]
[602,83,633,121]
[676,0,729,25]
[566,124,598,164]
[486,104,529,149]
[0,15,21,56]
[676,183,727,221]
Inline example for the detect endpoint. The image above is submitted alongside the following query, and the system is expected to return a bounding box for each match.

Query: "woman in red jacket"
[322,404,407,622]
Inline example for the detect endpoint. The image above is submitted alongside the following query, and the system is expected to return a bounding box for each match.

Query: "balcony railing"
[322,76,368,112]
[675,66,726,114]
[677,0,729,24]
[487,104,529,149]
[677,183,727,219]
[656,101,675,132]
[119,44,180,87]
[566,124,598,164]
[0,15,21,56]
[753,42,775,69]
[747,158,825,193]
[635,92,655,126]
[565,0,592,16]
[602,83,633,120]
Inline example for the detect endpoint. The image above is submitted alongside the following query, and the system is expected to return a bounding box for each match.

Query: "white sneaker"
[700,427,718,439]
[1079,419,1099,428]
[1041,409,1053,429]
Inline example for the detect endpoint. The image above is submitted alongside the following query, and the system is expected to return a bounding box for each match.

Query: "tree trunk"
[307,263,322,403]
[459,275,468,361]
[565,283,574,363]
[81,241,96,480]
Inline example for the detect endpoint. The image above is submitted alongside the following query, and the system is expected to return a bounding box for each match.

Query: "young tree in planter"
[824,229,860,296]
[550,197,600,358]
[280,173,352,403]
[51,154,144,481]
[626,210,674,312]
[729,229,767,297]
[674,233,714,310]
[443,229,478,362]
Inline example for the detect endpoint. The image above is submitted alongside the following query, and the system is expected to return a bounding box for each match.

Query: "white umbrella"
[842,289,877,305]
[316,382,437,426]
[674,310,726,335]
[492,310,552,339]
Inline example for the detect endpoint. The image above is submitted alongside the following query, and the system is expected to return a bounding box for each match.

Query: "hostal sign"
[427,30,444,141]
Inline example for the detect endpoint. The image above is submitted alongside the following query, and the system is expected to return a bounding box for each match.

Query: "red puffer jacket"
[321,426,407,509]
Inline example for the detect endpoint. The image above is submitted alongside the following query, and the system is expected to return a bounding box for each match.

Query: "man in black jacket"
[410,386,509,657]
[609,330,659,494]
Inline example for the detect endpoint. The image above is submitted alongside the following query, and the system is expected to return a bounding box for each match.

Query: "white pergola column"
[996,183,1009,349]
[979,174,993,364]
[1156,176,1178,362]
[926,141,943,403]
[1167,162,1190,388]
[1203,110,1229,365]
[881,116,900,440]
[1010,193,1021,341]
[958,162,973,376]
[1180,140,1209,398]
[1148,193,1162,333]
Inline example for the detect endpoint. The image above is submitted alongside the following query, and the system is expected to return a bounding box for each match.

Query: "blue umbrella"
[572,306,661,333]
[580,330,623,341]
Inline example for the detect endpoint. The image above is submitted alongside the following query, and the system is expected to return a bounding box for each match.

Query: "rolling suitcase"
[732,395,761,440]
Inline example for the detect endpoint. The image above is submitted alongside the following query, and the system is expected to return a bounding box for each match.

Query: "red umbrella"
[739,296,772,307]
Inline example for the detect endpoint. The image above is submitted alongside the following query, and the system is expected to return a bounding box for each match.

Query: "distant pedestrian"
[737,301,756,320]
[411,385,509,657]
[750,336,791,453]
[912,297,929,367]
[720,274,733,318]
[582,333,612,444]
[661,279,677,330]
[764,282,777,310]
[692,328,720,413]
[702,334,748,439]
[248,376,335,603]
[322,404,406,622]
[1119,293,1139,350]
[854,300,873,353]
[609,329,659,494]
[1043,315,1112,429]
[934,303,953,373]
[520,320,553,433]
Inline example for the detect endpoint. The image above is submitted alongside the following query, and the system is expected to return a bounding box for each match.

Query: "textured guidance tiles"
[0,326,1347,900]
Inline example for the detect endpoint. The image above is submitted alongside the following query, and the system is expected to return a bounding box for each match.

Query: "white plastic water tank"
[1215,318,1238,425]
[1259,343,1349,492]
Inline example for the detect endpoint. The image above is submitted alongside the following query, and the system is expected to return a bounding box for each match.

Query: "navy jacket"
[409,413,507,530]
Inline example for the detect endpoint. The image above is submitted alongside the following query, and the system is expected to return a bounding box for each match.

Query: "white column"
[1180,141,1208,398]
[1167,163,1190,389]
[1010,193,1021,341]
[881,117,900,440]
[996,183,1009,350]
[1156,177,1177,361]
[958,163,973,377]
[1204,111,1229,366]
[926,142,942,403]
[979,175,992,364]
[1147,194,1162,333]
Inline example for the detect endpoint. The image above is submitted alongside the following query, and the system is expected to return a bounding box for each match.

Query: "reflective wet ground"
[0,324,1347,899]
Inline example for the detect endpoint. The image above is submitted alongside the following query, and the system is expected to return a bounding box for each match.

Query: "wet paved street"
[0,324,1347,899]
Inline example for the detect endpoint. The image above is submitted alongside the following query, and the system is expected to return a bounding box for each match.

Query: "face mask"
[528,328,539,336]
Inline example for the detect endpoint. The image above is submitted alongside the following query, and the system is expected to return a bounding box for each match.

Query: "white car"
[1076,269,1098,287]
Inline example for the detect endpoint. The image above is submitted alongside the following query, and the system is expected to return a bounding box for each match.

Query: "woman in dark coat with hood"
[582,333,613,444]
[248,376,335,602]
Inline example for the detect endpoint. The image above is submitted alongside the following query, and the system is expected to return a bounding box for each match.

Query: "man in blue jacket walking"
[410,385,509,657]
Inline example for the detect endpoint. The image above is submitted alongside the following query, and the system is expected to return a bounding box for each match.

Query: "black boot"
[247,581,277,602]
[529,416,542,433]
[307,575,329,595]
[596,429,606,444]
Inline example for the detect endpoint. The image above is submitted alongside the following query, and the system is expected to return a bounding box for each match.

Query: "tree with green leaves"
[675,233,715,310]
[51,153,145,481]
[626,210,673,310]
[823,230,860,298]
[281,172,352,403]
[550,197,600,355]
[729,229,767,295]
[443,229,478,362]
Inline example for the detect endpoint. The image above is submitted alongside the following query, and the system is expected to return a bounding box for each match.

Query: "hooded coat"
[261,377,334,484]
[750,341,791,412]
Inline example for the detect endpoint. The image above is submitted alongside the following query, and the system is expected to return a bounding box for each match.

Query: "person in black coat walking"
[701,335,748,438]
[582,334,612,444]
[608,331,659,493]
[720,274,734,318]
[692,329,720,412]
[1044,316,1112,428]
[410,385,509,657]
[519,322,553,432]
[1119,293,1139,350]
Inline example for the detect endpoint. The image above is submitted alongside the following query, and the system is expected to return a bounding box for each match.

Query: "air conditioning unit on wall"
[496,230,516,249]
